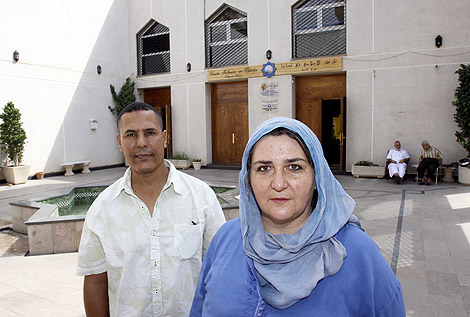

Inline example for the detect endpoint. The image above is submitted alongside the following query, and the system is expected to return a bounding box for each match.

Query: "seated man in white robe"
[386,141,410,184]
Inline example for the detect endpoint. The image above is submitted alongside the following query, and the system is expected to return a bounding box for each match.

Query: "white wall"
[0,0,130,175]
[128,0,470,168]
[1,0,467,174]
[345,0,470,169]
[248,76,295,135]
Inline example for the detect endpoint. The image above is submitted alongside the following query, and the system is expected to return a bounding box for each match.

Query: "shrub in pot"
[0,101,30,184]
[168,151,191,169]
[351,160,384,178]
[452,64,470,184]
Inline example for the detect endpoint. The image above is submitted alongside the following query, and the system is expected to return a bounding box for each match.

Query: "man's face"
[394,142,401,150]
[117,110,167,175]
[422,143,430,151]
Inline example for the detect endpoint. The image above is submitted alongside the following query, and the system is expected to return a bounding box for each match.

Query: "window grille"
[137,21,170,75]
[292,0,346,59]
[205,5,248,68]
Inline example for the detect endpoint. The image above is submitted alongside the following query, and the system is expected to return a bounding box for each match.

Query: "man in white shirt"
[76,102,226,316]
[386,141,410,184]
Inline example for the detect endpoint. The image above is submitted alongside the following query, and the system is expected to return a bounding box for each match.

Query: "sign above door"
[207,57,342,82]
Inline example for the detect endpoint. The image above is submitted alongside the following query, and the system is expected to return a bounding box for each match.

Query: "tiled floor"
[0,167,470,316]
[0,230,28,257]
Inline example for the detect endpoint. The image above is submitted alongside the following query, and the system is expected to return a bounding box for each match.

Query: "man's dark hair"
[117,102,163,132]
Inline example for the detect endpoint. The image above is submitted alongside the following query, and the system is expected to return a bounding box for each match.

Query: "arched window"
[292,0,346,58]
[137,20,170,75]
[205,4,247,68]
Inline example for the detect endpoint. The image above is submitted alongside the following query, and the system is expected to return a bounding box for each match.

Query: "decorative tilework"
[38,186,107,216]
[38,186,231,216]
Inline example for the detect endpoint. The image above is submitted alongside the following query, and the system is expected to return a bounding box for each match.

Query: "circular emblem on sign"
[262,62,277,78]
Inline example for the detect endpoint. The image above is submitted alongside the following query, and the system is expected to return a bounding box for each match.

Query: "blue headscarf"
[240,117,359,309]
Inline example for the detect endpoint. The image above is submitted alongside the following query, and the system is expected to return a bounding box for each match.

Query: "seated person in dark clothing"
[417,140,443,185]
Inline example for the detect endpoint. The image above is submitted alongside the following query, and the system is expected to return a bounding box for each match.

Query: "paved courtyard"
[0,167,469,316]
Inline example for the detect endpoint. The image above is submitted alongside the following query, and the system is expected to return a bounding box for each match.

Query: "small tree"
[453,64,470,157]
[0,102,27,166]
[108,77,136,115]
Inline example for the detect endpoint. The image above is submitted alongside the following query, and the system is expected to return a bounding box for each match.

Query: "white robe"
[387,149,410,178]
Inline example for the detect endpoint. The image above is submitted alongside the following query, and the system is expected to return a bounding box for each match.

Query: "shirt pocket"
[174,223,203,260]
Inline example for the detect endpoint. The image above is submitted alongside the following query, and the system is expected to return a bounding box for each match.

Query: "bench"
[60,161,91,176]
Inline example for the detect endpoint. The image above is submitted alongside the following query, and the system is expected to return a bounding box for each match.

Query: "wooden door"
[296,97,322,142]
[295,74,346,170]
[144,87,172,157]
[211,81,248,164]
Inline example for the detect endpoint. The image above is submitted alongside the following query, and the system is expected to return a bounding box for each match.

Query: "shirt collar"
[111,160,182,200]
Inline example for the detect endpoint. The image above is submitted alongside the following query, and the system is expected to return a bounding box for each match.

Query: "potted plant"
[351,160,384,179]
[168,151,191,169]
[452,64,470,185]
[192,158,202,170]
[0,101,30,184]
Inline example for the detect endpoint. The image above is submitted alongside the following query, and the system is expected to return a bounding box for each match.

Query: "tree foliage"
[0,102,27,166]
[453,64,470,156]
[108,77,136,115]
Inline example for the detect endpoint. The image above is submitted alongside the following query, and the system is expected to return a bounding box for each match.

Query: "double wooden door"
[211,81,248,165]
[144,87,172,157]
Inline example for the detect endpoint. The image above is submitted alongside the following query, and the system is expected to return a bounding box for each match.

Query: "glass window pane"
[295,11,317,30]
[144,23,169,36]
[142,53,170,74]
[211,25,226,42]
[142,34,170,55]
[209,42,247,67]
[230,21,247,39]
[322,7,344,27]
[300,0,340,8]
[294,29,345,58]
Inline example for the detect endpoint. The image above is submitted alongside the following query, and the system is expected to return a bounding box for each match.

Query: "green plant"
[354,160,378,166]
[453,64,470,157]
[0,101,27,166]
[108,77,136,115]
[168,151,189,160]
[192,158,201,162]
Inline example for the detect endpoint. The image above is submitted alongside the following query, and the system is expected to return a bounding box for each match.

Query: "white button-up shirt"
[76,161,226,316]
[386,148,410,163]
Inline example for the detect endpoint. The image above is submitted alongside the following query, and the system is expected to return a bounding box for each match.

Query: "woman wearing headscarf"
[190,117,405,316]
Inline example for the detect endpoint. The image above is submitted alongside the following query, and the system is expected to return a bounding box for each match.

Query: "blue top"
[190,218,405,317]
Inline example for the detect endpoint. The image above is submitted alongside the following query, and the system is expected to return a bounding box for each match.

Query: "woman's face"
[250,134,316,235]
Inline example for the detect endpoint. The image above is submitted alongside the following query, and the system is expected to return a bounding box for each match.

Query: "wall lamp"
[435,35,442,48]
[13,50,19,62]
[187,63,191,72]
[97,65,102,74]
[266,49,272,60]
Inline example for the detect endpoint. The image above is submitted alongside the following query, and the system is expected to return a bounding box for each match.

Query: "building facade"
[1,0,469,175]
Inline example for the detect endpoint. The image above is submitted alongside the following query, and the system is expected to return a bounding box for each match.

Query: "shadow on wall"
[4,0,130,177]
[42,0,129,174]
